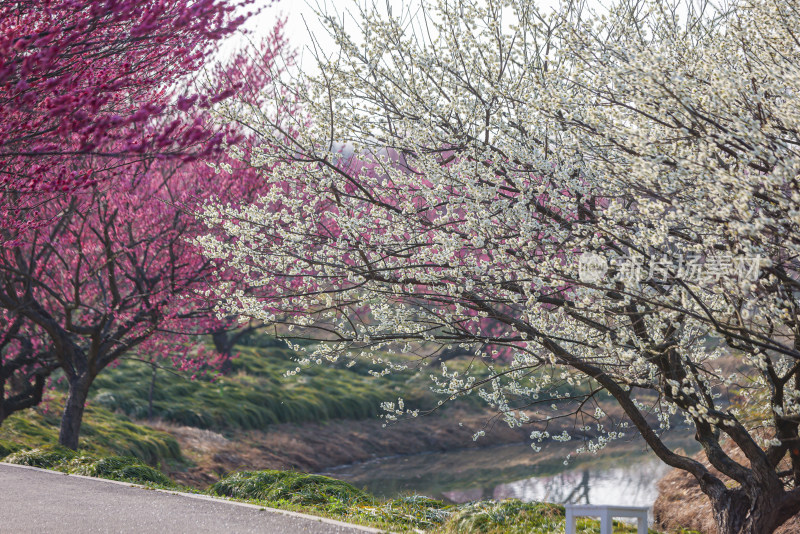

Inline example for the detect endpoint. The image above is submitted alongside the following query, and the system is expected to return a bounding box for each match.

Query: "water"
[320,435,697,511]
[489,457,668,507]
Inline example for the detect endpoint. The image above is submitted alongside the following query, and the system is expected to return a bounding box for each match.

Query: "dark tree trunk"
[210,323,262,375]
[0,373,46,426]
[0,370,6,426]
[712,490,749,534]
[58,374,91,450]
[711,488,789,534]
[0,324,55,425]
[212,330,235,374]
[148,362,157,421]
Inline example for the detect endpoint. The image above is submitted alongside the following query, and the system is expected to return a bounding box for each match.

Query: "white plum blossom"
[200,1,800,532]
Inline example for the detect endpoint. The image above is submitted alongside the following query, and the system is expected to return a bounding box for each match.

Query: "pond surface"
[320,434,698,511]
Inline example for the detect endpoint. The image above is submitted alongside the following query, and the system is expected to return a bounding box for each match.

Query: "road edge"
[0,462,389,533]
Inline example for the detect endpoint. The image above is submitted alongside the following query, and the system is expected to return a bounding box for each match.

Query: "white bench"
[564,504,648,534]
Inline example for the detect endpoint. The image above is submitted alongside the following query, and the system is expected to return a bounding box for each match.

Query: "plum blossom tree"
[199,1,800,532]
[0,19,295,448]
[0,0,254,246]
[0,315,58,422]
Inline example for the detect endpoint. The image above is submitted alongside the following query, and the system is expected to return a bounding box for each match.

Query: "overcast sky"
[237,1,417,74]
[238,0,566,75]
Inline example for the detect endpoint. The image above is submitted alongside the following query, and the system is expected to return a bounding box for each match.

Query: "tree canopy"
[200,1,800,532]
[0,2,294,449]
[0,0,253,246]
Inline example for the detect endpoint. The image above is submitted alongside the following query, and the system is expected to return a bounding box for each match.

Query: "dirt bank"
[151,408,535,488]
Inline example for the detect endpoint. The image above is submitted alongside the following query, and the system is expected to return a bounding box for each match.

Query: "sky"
[238,0,566,75]
[243,1,334,70]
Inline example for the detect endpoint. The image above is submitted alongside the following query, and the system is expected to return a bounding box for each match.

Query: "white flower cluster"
[196,0,800,488]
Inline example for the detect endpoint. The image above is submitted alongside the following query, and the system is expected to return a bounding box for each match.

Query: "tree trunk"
[0,370,6,426]
[148,362,156,421]
[1,372,46,426]
[58,375,91,450]
[711,488,785,534]
[212,330,234,374]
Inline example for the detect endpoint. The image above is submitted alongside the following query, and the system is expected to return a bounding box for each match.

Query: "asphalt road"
[0,463,384,534]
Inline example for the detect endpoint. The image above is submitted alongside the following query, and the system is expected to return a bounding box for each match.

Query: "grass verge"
[3,446,175,487]
[0,445,659,533]
[0,396,183,468]
[208,470,660,533]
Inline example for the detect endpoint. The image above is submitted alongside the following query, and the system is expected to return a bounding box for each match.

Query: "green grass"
[89,346,447,432]
[89,337,595,434]
[440,500,565,533]
[65,454,174,485]
[211,470,371,516]
[3,446,175,486]
[438,500,659,533]
[0,334,660,532]
[209,470,658,533]
[2,445,78,469]
[65,326,607,439]
[0,396,183,468]
[209,470,453,531]
[0,436,659,533]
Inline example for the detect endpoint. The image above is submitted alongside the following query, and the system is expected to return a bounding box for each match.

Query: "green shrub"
[211,470,370,507]
[442,500,566,534]
[66,455,173,485]
[5,446,174,486]
[4,446,78,469]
